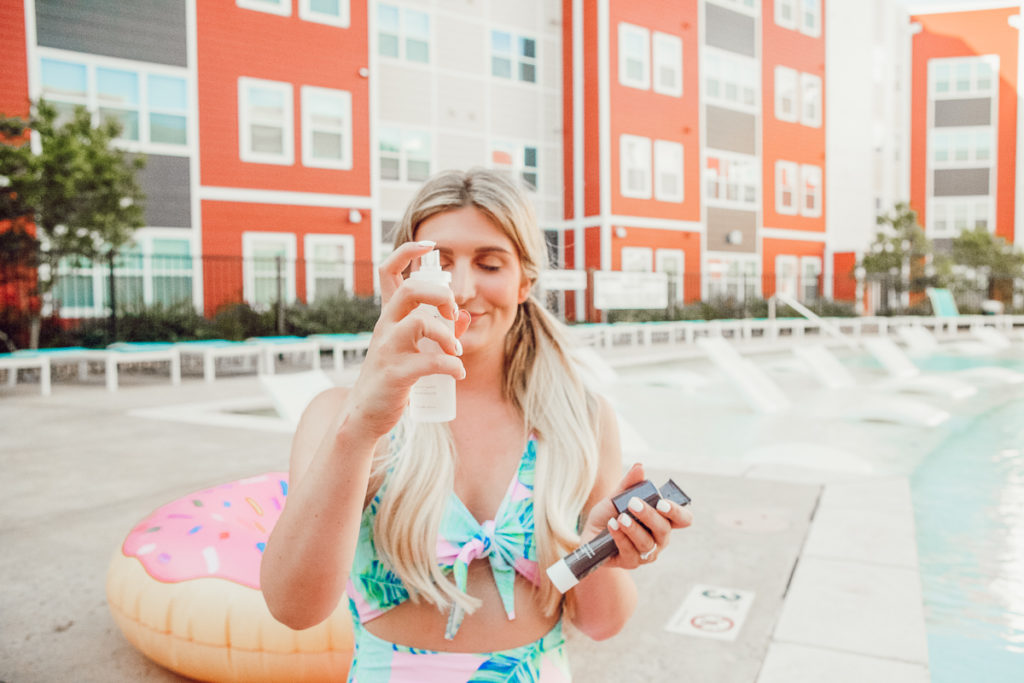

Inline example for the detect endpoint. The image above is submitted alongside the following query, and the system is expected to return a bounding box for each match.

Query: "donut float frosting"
[121,473,288,588]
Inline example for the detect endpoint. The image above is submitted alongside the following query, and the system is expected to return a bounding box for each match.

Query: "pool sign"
[665,584,755,641]
[593,270,668,310]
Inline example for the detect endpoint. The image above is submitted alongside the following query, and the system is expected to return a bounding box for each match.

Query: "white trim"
[654,139,684,203]
[599,0,611,273]
[799,255,823,301]
[799,163,823,217]
[573,0,584,319]
[546,215,704,233]
[775,65,799,123]
[304,233,356,300]
[24,0,40,155]
[906,2,1020,15]
[800,72,822,127]
[186,0,204,314]
[241,231,298,307]
[775,160,799,215]
[237,0,291,16]
[799,0,822,39]
[775,254,799,297]
[1016,4,1024,245]
[298,0,350,27]
[200,186,372,208]
[761,227,827,242]
[369,0,381,294]
[775,0,797,30]
[238,77,295,165]
[655,247,685,303]
[300,85,353,170]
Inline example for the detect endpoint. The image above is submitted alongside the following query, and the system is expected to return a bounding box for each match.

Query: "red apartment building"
[909,4,1020,250]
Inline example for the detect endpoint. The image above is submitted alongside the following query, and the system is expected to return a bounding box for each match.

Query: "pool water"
[912,392,1024,683]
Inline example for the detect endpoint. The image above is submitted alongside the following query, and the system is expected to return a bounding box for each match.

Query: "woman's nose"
[449,263,475,304]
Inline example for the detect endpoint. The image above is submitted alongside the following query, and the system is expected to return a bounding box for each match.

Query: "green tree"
[859,202,934,311]
[0,100,145,347]
[949,227,1024,305]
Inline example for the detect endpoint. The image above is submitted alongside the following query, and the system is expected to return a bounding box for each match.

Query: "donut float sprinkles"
[106,473,353,683]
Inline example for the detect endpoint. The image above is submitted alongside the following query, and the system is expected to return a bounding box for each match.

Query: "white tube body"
[408,250,456,423]
[409,303,456,422]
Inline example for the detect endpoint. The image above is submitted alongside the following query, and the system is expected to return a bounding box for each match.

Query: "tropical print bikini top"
[346,436,541,640]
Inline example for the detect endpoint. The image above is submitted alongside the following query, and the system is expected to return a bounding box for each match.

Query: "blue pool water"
[911,379,1024,681]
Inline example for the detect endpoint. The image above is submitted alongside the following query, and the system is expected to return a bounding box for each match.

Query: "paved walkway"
[0,354,930,682]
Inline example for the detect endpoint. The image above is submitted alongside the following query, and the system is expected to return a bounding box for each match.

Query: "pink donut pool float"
[106,472,353,682]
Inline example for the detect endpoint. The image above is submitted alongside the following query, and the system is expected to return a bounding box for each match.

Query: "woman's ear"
[518,275,531,304]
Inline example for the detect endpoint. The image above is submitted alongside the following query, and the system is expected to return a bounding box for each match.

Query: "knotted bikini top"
[346,437,540,640]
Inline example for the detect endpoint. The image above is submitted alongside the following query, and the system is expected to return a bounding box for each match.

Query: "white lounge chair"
[698,337,949,427]
[895,325,994,357]
[863,336,1022,392]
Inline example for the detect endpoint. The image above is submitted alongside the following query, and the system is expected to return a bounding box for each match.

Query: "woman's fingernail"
[607,517,619,532]
[657,499,672,514]
[418,240,436,247]
[629,497,644,513]
[454,339,463,357]
[618,513,632,528]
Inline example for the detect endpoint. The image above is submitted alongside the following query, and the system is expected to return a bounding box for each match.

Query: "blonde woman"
[261,169,692,681]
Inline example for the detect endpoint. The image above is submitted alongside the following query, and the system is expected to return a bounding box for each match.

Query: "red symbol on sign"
[690,614,735,633]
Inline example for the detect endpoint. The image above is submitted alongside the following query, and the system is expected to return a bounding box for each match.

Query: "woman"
[261,168,692,681]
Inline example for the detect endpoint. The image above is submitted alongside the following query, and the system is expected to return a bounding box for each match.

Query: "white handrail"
[769,292,859,350]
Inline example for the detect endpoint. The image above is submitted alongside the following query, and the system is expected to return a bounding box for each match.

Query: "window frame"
[300,85,353,170]
[238,77,295,166]
[799,0,822,38]
[799,164,823,217]
[652,31,683,97]
[298,0,350,27]
[775,254,799,298]
[775,0,797,30]
[799,255,822,302]
[490,30,539,84]
[618,23,651,91]
[928,197,994,238]
[378,125,433,184]
[237,0,291,16]
[704,151,759,209]
[799,73,822,127]
[655,248,685,305]
[928,55,999,99]
[620,134,653,199]
[242,232,298,309]
[621,246,654,272]
[304,233,355,301]
[774,66,798,123]
[489,142,540,191]
[704,48,759,114]
[653,139,684,203]
[378,4,430,64]
[775,160,799,215]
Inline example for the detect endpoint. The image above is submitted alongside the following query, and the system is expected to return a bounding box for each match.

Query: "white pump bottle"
[408,250,456,422]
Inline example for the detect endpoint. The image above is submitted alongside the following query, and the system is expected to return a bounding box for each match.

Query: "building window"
[305,234,355,301]
[379,127,431,182]
[301,86,352,169]
[931,128,993,166]
[618,23,650,90]
[620,135,652,199]
[239,78,294,165]
[237,0,291,16]
[491,31,537,83]
[930,56,998,98]
[243,232,297,309]
[800,164,822,217]
[707,256,758,301]
[652,32,683,97]
[656,248,685,305]
[51,235,193,317]
[930,198,991,238]
[775,255,798,298]
[774,66,798,122]
[621,246,653,272]
[490,143,539,190]
[704,49,761,111]
[800,73,822,127]
[705,153,757,208]
[299,0,349,27]
[706,0,758,17]
[776,161,798,215]
[704,50,758,112]
[40,56,189,150]
[378,4,429,63]
[800,0,821,38]
[654,140,684,203]
[800,256,822,302]
[775,0,797,30]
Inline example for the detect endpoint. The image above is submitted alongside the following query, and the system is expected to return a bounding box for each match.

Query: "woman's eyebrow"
[435,245,513,256]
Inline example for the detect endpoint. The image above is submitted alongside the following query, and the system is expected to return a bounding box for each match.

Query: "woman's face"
[414,206,530,357]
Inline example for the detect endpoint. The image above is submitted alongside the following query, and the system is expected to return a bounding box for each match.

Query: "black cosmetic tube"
[546,479,691,593]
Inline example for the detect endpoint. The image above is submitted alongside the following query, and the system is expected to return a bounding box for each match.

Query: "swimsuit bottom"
[347,617,571,683]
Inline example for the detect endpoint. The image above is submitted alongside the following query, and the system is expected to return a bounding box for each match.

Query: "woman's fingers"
[378,279,458,327]
[378,240,438,304]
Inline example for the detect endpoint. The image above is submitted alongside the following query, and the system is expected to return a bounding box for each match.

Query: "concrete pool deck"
[0,349,934,682]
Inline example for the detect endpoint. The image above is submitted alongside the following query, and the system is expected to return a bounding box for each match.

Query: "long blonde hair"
[374,168,601,617]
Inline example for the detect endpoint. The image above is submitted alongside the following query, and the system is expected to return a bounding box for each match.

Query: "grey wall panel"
[706,105,756,155]
[136,155,191,228]
[36,0,187,67]
[933,168,990,196]
[706,207,757,253]
[933,98,991,127]
[705,4,755,58]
